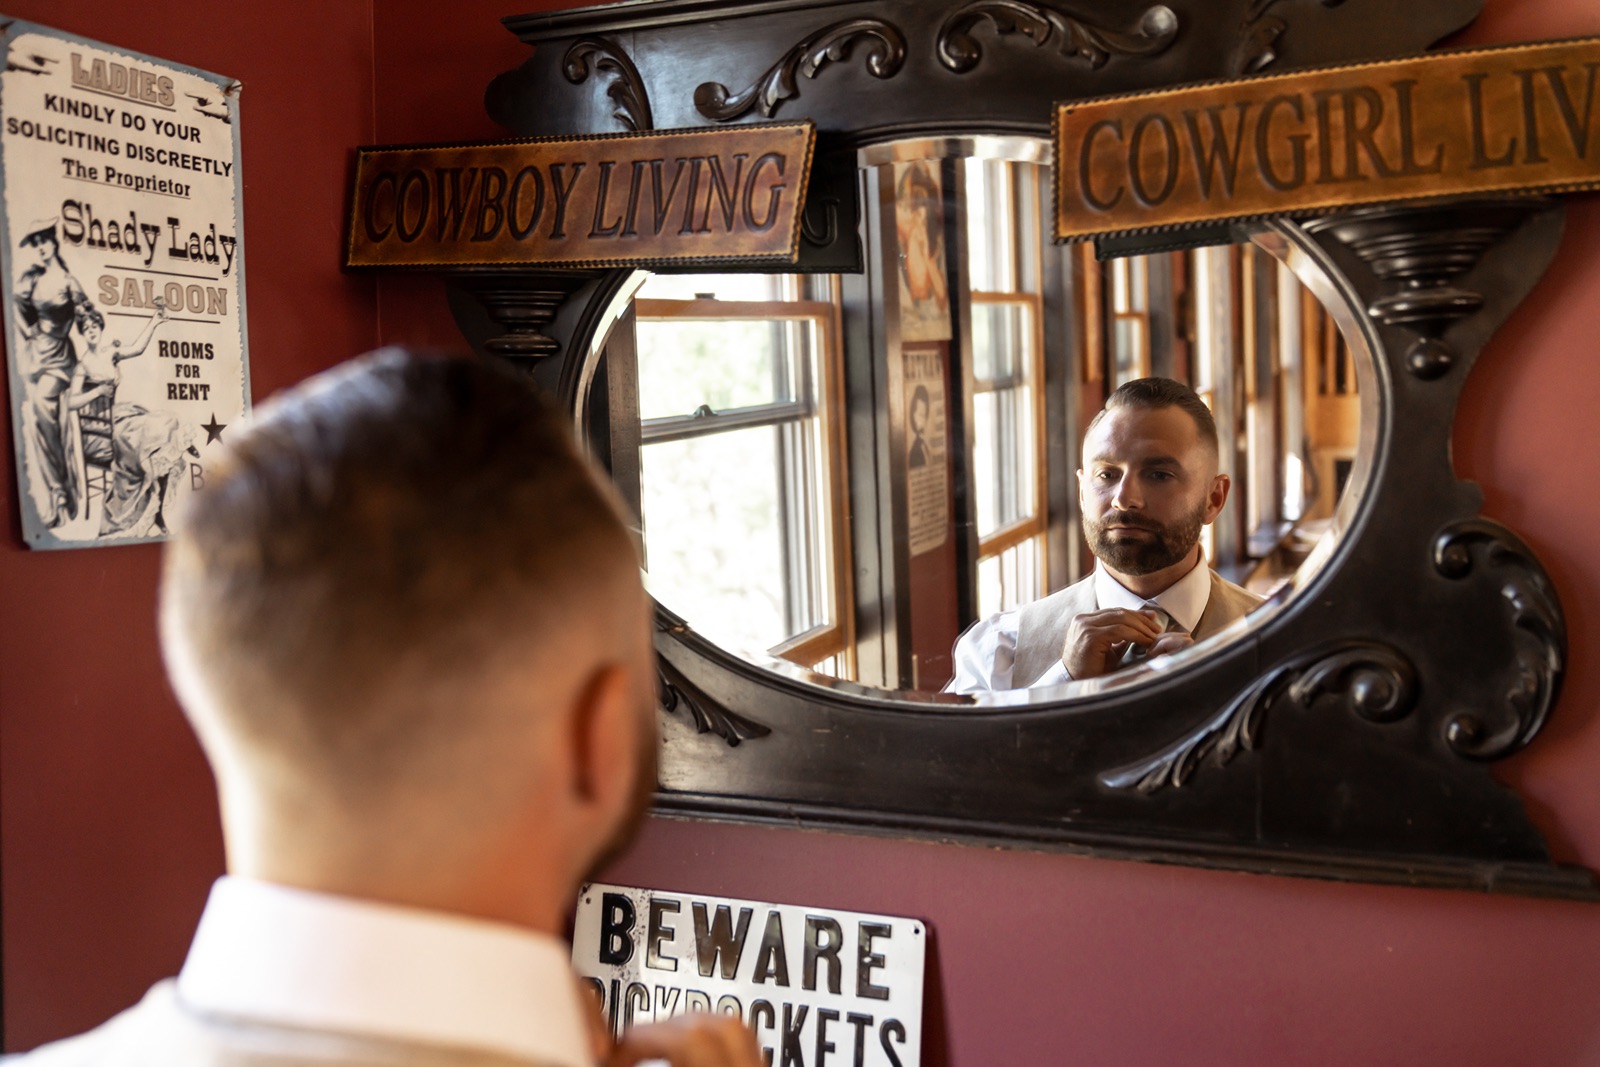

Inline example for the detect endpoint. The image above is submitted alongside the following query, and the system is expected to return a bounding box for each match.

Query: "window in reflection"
[1109,254,1151,386]
[632,273,854,677]
[967,157,1045,617]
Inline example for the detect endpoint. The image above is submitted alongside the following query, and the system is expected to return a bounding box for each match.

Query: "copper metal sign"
[1054,37,1600,241]
[347,123,815,268]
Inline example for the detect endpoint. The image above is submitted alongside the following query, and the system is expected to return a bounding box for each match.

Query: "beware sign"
[573,883,926,1067]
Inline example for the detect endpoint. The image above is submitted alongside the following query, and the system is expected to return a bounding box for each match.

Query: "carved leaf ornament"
[1100,642,1418,794]
[657,668,773,746]
[563,36,655,132]
[1433,519,1565,760]
[937,1,1180,74]
[1234,0,1348,75]
[695,18,907,122]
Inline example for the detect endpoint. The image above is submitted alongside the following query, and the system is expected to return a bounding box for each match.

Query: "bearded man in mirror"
[948,377,1263,693]
[14,350,761,1067]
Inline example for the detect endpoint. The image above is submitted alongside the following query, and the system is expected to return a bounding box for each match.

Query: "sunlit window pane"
[973,395,998,536]
[977,537,1043,617]
[641,427,788,652]
[1112,258,1129,313]
[1112,316,1146,385]
[972,385,1036,538]
[972,302,1025,383]
[977,555,1001,620]
[637,273,791,301]
[636,320,797,420]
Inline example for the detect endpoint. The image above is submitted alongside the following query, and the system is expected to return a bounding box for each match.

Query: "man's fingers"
[1076,615,1163,647]
[608,1014,763,1067]
[1063,608,1172,679]
[1147,632,1194,659]
[1084,608,1165,642]
[577,977,614,1064]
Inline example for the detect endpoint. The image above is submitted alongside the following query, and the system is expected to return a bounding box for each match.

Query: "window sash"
[634,286,853,674]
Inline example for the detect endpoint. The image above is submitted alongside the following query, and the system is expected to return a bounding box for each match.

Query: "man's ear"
[568,664,638,816]
[1203,472,1231,524]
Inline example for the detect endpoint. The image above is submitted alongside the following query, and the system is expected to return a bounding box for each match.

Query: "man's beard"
[1085,501,1206,575]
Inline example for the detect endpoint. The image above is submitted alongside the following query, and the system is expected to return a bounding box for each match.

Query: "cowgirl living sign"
[1055,36,1600,240]
[1,18,248,549]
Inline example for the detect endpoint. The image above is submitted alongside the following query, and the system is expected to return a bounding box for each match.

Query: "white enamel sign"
[574,883,926,1067]
[1,19,249,548]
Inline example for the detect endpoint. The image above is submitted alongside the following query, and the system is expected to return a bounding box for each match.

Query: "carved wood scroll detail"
[563,37,654,132]
[937,1,1179,74]
[1233,0,1347,75]
[656,619,772,746]
[1433,519,1565,760]
[1100,642,1418,795]
[657,668,773,747]
[694,18,907,122]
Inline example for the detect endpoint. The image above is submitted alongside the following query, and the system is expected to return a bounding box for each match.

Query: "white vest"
[1011,568,1264,688]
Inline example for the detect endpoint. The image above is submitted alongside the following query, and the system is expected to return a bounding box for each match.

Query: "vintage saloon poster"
[1,19,248,548]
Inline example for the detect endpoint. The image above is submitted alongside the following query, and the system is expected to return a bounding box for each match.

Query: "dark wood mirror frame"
[437,0,1596,897]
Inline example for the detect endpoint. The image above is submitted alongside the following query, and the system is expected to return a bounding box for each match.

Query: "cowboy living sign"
[346,122,815,269]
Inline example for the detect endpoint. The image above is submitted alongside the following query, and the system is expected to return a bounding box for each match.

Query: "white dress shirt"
[946,559,1214,693]
[175,877,592,1066]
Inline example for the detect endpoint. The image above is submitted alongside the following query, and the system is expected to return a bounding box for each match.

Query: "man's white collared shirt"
[946,558,1213,693]
[175,877,591,1066]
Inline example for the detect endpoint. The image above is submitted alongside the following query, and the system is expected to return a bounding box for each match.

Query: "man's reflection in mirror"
[947,377,1263,692]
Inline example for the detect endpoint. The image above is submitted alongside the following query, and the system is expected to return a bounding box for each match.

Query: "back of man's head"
[1088,376,1219,457]
[160,350,654,918]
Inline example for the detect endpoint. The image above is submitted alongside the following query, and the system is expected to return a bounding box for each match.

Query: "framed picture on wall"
[0,18,250,549]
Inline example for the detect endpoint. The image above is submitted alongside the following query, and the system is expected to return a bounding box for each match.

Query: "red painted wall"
[0,0,380,1048]
[5,0,1600,1061]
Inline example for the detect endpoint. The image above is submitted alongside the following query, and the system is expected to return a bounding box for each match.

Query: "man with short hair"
[12,350,761,1067]
[949,376,1263,693]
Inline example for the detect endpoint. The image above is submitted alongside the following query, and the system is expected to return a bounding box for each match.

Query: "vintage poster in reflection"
[893,160,950,343]
[903,343,948,557]
[1,20,248,549]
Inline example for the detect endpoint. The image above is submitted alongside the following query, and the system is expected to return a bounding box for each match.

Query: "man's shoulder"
[1193,569,1265,637]
[1209,569,1266,611]
[4,983,557,1067]
[1019,573,1097,624]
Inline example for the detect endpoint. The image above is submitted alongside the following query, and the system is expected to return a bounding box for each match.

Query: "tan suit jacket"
[1011,568,1263,688]
[6,981,559,1067]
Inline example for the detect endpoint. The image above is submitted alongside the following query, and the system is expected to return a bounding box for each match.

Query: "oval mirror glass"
[584,137,1373,704]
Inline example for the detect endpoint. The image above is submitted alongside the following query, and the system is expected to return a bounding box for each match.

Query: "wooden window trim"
[637,285,856,677]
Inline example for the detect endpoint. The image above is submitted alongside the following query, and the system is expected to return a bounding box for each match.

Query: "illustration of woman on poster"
[63,303,192,537]
[14,218,95,528]
[895,161,951,343]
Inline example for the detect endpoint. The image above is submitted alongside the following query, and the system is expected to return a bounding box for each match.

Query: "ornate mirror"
[433,0,1593,896]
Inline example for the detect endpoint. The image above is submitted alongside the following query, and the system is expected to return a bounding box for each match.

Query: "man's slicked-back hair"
[1087,376,1219,455]
[161,349,639,767]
